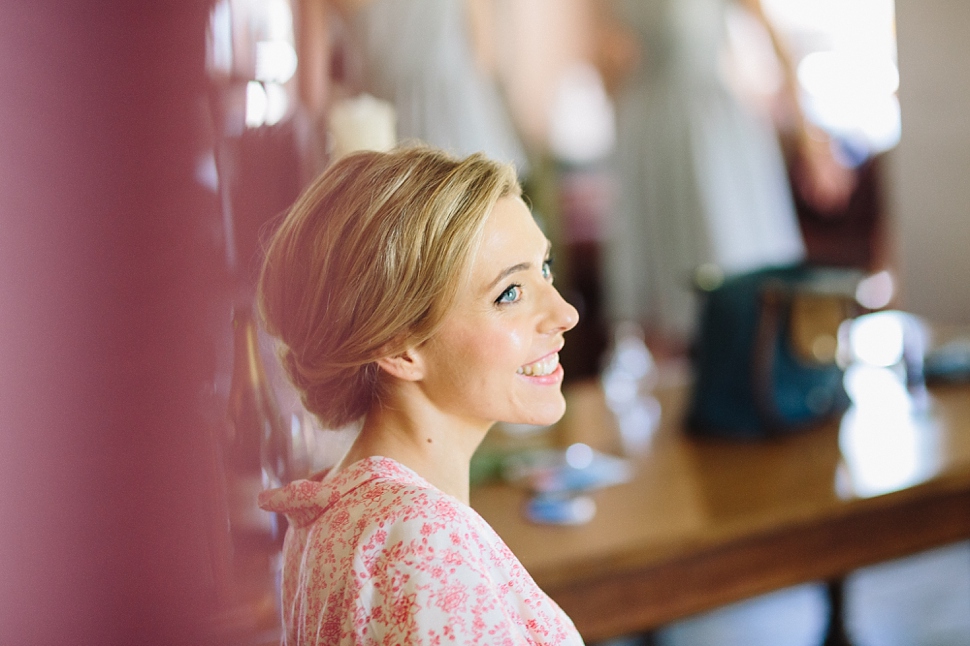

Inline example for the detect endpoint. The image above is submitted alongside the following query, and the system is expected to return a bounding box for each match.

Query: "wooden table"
[470,370,970,643]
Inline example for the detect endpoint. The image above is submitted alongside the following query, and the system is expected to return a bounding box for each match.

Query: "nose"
[541,283,579,334]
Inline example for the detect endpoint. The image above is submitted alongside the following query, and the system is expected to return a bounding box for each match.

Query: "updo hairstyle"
[257,146,521,429]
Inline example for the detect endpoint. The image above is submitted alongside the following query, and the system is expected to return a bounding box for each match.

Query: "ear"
[376,346,426,382]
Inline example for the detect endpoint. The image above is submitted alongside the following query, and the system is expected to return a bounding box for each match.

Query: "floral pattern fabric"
[258,456,584,645]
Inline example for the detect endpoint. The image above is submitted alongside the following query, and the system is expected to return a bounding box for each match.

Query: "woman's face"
[416,195,579,430]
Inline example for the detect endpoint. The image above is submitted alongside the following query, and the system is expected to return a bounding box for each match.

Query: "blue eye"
[542,258,554,282]
[496,284,522,305]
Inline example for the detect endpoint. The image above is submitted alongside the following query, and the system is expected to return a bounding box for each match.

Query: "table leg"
[822,578,854,646]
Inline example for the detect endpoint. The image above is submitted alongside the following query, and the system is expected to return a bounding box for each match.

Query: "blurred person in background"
[330,0,530,175]
[596,0,855,354]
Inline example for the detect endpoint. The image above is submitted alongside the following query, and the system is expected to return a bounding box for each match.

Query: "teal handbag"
[686,264,860,439]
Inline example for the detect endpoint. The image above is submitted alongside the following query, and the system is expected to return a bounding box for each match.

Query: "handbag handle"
[751,280,789,435]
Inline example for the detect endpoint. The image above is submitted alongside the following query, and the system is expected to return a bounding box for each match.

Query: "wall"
[0,3,227,644]
[890,0,970,325]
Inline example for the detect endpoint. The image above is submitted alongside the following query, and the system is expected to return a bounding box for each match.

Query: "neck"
[334,384,491,505]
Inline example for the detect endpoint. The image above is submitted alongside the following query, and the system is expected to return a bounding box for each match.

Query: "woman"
[257,146,583,644]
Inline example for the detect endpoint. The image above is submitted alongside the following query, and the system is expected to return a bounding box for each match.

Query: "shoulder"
[357,483,584,645]
[324,458,490,558]
[358,474,487,555]
[343,458,475,525]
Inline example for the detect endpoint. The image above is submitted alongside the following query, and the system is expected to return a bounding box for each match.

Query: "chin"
[517,394,568,427]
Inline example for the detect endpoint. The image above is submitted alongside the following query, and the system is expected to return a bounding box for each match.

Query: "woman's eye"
[541,259,554,282]
[496,284,522,305]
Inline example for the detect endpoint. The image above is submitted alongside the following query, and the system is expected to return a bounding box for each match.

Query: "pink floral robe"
[258,456,585,645]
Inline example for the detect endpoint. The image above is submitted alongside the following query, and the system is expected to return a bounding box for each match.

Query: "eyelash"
[494,258,554,306]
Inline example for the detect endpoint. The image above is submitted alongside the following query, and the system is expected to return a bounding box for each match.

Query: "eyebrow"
[485,241,552,292]
[487,262,531,292]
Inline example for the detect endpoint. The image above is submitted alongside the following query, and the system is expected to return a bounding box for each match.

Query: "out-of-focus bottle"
[226,303,291,548]
[600,321,661,455]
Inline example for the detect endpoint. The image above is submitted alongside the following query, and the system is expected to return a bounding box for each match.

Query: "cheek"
[478,324,528,370]
[450,321,528,374]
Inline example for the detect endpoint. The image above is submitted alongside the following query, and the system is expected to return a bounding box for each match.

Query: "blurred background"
[2,1,969,644]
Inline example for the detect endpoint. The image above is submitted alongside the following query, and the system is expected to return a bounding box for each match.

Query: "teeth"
[517,353,559,377]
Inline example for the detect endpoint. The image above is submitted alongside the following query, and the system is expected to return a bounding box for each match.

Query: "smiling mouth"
[517,352,560,377]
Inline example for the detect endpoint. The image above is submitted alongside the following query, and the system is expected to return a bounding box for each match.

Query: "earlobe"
[376,347,425,382]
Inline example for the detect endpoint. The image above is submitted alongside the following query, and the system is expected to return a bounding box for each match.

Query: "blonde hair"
[257,146,521,428]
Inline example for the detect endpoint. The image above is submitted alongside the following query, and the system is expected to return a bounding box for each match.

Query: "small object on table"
[525,494,597,526]
[502,443,632,525]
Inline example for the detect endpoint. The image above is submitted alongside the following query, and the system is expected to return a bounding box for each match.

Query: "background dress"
[344,0,529,174]
[259,456,583,645]
[604,0,805,339]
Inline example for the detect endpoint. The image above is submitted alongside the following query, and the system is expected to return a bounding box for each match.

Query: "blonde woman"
[257,147,583,645]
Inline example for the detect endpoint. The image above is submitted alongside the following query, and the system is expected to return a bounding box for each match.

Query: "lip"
[522,345,564,367]
[519,362,564,385]
[517,345,566,385]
